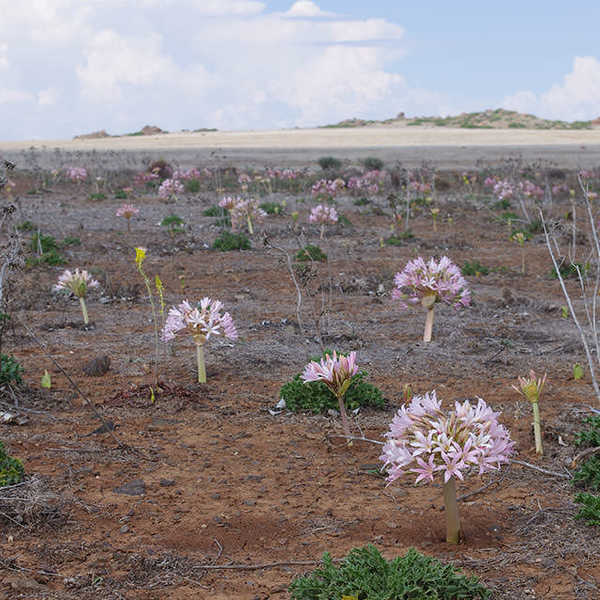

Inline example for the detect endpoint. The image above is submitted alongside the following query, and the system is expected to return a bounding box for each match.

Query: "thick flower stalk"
[162,298,237,383]
[116,203,139,232]
[392,256,470,343]
[54,268,99,325]
[301,351,358,439]
[309,204,338,239]
[229,198,266,234]
[380,391,514,543]
[512,370,546,455]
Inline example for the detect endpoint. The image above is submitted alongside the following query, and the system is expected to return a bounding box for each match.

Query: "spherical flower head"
[229,198,266,229]
[301,350,358,399]
[116,203,139,218]
[54,268,99,298]
[158,178,184,199]
[380,391,514,486]
[66,167,87,182]
[219,196,238,211]
[162,297,238,343]
[309,204,338,225]
[392,256,470,309]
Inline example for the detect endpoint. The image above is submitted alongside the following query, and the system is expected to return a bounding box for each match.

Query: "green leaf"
[41,369,51,389]
[574,363,584,380]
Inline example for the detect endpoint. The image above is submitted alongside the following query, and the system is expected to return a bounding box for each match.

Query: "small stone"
[83,355,111,376]
[243,499,256,506]
[159,478,175,487]
[113,479,146,496]
[120,525,129,533]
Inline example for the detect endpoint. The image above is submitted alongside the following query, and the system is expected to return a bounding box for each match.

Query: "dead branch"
[510,458,571,479]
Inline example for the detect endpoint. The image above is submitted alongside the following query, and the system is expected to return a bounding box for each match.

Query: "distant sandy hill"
[323,108,599,130]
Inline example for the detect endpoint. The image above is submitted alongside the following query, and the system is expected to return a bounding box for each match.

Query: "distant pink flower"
[380,391,514,486]
[309,204,338,225]
[162,298,237,343]
[392,256,470,309]
[53,268,99,298]
[116,204,139,219]
[229,198,266,233]
[219,196,238,210]
[301,350,358,396]
[65,166,87,182]
[311,178,345,198]
[133,171,159,187]
[158,178,184,199]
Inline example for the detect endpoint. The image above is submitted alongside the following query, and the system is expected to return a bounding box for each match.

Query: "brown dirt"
[1,170,599,599]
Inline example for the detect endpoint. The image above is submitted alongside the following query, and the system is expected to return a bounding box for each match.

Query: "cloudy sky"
[1,0,599,140]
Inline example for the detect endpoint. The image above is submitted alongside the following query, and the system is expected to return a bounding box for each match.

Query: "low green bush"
[0,441,24,487]
[213,231,251,251]
[0,354,23,386]
[289,544,490,600]
[295,245,327,262]
[575,493,600,527]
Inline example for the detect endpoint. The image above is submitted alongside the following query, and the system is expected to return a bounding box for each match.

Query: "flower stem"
[336,392,351,441]
[320,223,325,239]
[521,246,526,274]
[443,477,461,544]
[79,297,89,325]
[532,401,543,455]
[247,215,254,235]
[423,306,435,343]
[196,343,206,384]
[127,218,131,233]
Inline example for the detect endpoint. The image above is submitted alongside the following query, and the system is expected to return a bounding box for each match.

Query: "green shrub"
[88,192,107,201]
[500,211,519,222]
[385,231,414,245]
[114,189,128,199]
[576,416,600,447]
[160,214,185,234]
[295,245,327,262]
[27,234,66,266]
[62,236,81,246]
[17,220,35,232]
[573,457,600,491]
[259,201,285,215]
[462,260,489,276]
[213,231,251,251]
[0,441,24,487]
[353,197,370,206]
[318,156,342,171]
[203,205,224,217]
[574,493,600,527]
[362,157,384,171]
[493,199,511,210]
[184,179,201,194]
[289,544,490,600]
[30,233,58,254]
[0,354,23,386]
[550,261,588,280]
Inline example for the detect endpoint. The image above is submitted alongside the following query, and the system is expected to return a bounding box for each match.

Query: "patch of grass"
[259,201,285,215]
[550,261,588,280]
[295,245,327,262]
[493,199,511,210]
[212,231,251,251]
[573,457,600,492]
[16,220,35,232]
[574,493,600,527]
[318,156,342,171]
[362,157,384,171]
[184,179,201,194]
[160,214,185,234]
[337,214,353,228]
[203,205,225,217]
[384,231,414,245]
[353,197,370,206]
[88,193,107,201]
[462,260,489,276]
[500,211,519,222]
[0,354,23,386]
[62,236,81,246]
[0,442,24,487]
[114,189,128,199]
[289,544,491,600]
[27,233,66,267]
[576,416,600,448]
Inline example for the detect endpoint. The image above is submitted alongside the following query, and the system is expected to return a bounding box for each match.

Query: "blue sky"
[0,0,599,140]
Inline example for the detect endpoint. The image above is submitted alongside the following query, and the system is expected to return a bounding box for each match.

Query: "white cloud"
[285,1,334,17]
[0,0,452,140]
[503,56,600,120]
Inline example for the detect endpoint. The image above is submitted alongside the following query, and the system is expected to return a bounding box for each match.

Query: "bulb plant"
[53,268,99,325]
[511,231,527,274]
[380,391,514,544]
[512,370,546,455]
[301,350,358,440]
[309,204,338,239]
[392,256,470,343]
[162,298,237,383]
[115,203,139,232]
[230,198,266,235]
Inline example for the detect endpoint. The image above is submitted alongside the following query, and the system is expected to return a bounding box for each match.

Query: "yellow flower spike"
[135,246,147,267]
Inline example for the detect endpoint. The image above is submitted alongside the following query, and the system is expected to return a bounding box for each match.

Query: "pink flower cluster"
[409,180,431,195]
[309,204,338,225]
[116,204,139,218]
[380,391,514,485]
[347,170,385,195]
[552,183,568,196]
[173,168,202,181]
[266,168,300,180]
[392,256,470,309]
[493,179,543,201]
[133,171,159,187]
[301,350,358,396]
[65,167,87,182]
[219,196,238,211]
[229,198,267,231]
[238,173,252,185]
[54,268,99,298]
[493,179,514,200]
[158,178,184,199]
[520,180,543,199]
[484,176,499,187]
[162,298,237,343]
[311,178,345,198]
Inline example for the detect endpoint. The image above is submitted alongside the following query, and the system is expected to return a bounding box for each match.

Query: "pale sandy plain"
[2,126,600,170]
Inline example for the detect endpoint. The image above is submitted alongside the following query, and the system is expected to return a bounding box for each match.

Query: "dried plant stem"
[443,477,461,544]
[196,343,206,384]
[521,246,526,274]
[79,297,89,325]
[532,401,543,455]
[336,392,351,441]
[423,307,435,343]
[247,215,254,235]
[126,218,131,233]
[320,223,325,239]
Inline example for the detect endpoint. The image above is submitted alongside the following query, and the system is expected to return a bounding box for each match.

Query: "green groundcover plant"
[0,354,23,386]
[0,441,25,487]
[289,544,490,600]
[574,493,600,527]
